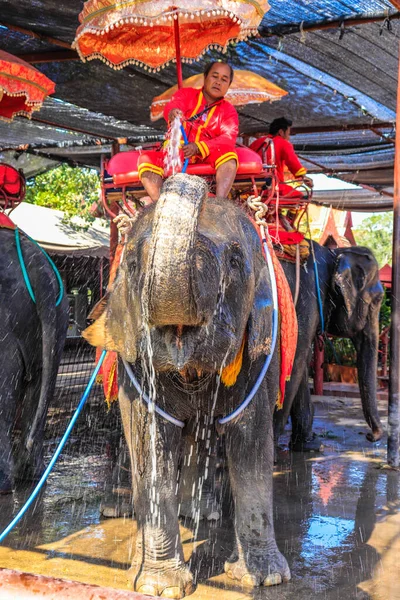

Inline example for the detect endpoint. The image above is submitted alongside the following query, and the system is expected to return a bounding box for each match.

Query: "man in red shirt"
[250,117,313,200]
[137,61,239,201]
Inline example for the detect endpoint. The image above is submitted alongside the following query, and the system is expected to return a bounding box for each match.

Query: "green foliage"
[353,212,393,267]
[25,164,100,229]
[324,337,357,366]
[379,288,391,334]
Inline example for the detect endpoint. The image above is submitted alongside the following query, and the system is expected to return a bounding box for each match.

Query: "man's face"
[280,126,291,141]
[203,63,232,101]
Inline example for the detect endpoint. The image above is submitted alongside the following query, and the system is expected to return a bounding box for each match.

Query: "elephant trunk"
[143,174,209,326]
[353,310,383,442]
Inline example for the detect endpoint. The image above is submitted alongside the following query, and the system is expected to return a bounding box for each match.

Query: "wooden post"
[313,334,324,396]
[388,43,400,467]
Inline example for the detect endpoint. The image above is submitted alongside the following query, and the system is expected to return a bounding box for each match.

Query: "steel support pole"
[387,43,400,467]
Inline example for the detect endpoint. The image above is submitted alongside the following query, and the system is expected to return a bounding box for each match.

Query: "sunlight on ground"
[0,520,252,599]
[359,510,400,600]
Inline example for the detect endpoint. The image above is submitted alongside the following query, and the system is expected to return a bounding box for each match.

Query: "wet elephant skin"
[84,174,291,598]
[0,229,68,493]
[276,242,384,449]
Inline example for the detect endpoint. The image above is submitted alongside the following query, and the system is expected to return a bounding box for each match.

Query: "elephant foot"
[130,561,195,598]
[224,550,291,588]
[366,427,384,443]
[289,433,322,453]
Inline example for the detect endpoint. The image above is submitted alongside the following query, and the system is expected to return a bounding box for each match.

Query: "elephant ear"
[247,265,274,361]
[333,252,367,318]
[83,267,138,362]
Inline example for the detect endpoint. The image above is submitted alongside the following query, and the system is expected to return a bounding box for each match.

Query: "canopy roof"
[9,203,109,257]
[0,0,399,209]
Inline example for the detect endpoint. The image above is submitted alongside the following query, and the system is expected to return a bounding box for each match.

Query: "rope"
[219,195,279,425]
[306,210,324,333]
[15,228,64,307]
[294,244,300,307]
[0,350,106,543]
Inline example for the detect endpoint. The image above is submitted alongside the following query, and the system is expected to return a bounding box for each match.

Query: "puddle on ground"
[0,398,399,599]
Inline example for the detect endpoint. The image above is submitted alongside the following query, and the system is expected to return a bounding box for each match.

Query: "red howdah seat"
[0,163,26,210]
[107,146,265,186]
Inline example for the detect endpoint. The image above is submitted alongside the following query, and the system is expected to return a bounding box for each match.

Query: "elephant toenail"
[241,573,261,586]
[161,586,182,598]
[138,584,157,596]
[263,573,282,586]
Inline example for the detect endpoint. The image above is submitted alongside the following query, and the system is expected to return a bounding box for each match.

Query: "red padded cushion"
[109,146,264,186]
[0,164,21,195]
[108,150,140,177]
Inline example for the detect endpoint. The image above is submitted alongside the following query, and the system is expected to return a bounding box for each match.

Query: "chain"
[247,194,268,233]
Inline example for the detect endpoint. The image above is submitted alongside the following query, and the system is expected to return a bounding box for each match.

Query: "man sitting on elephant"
[137,60,239,201]
[250,117,314,201]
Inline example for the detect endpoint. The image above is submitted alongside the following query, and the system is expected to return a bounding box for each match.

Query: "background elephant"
[275,242,384,450]
[84,174,291,598]
[0,228,68,493]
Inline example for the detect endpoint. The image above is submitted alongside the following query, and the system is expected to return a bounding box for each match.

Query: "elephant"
[275,242,384,451]
[0,227,69,493]
[84,173,291,598]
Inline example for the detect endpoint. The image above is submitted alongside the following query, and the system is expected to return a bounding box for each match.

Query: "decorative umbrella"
[73,0,270,86]
[0,50,55,122]
[150,69,287,121]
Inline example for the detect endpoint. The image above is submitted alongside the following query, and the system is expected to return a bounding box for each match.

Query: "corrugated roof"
[0,1,398,208]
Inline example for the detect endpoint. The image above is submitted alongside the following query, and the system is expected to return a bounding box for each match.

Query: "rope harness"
[122,194,279,427]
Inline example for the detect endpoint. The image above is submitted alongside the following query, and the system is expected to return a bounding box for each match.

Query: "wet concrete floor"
[0,393,399,600]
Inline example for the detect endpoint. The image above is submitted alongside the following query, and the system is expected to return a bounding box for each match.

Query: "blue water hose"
[0,350,106,544]
[15,228,64,307]
[180,125,189,174]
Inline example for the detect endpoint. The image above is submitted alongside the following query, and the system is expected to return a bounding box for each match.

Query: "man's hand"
[182,142,199,159]
[168,108,184,122]
[303,176,314,188]
[113,214,134,236]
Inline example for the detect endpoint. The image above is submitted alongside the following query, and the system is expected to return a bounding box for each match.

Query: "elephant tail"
[26,259,68,453]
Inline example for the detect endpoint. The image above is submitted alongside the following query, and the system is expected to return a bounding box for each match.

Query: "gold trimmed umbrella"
[150,69,287,121]
[73,1,270,85]
[0,50,55,122]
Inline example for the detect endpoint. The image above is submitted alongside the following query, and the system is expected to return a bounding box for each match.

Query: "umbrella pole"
[388,42,400,467]
[173,13,183,88]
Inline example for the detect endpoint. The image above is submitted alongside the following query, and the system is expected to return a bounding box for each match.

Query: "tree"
[25,164,100,228]
[353,212,393,267]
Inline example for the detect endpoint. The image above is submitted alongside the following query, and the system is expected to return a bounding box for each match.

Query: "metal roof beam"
[0,21,71,49]
[259,11,400,38]
[16,50,78,64]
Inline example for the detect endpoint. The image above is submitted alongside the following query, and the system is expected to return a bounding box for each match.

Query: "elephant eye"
[230,254,242,269]
[128,259,137,272]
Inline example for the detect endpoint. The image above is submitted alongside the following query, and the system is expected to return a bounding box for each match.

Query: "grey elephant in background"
[84,174,291,598]
[275,242,384,450]
[0,228,68,493]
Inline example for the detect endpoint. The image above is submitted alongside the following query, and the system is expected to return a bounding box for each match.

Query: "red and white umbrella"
[0,50,55,122]
[73,0,270,86]
[150,69,287,121]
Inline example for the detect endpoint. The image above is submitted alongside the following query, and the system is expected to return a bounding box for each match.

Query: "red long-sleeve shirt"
[250,135,307,182]
[164,87,239,159]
